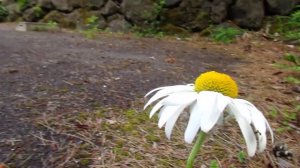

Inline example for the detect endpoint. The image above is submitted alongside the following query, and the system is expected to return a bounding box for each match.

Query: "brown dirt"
[0,23,299,168]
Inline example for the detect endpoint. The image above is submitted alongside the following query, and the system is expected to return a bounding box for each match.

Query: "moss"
[145,134,160,142]
[125,109,136,118]
[77,112,90,121]
[134,153,144,160]
[121,123,134,132]
[79,143,92,150]
[114,147,129,157]
[129,118,141,124]
[77,151,92,158]
[115,139,125,148]
[94,109,105,118]
[79,159,91,166]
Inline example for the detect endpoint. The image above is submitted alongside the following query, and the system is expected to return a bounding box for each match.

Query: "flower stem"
[186,131,207,168]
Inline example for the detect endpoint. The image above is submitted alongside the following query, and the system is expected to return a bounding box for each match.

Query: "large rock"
[101,0,119,16]
[121,0,157,25]
[5,3,20,21]
[211,0,233,23]
[165,0,182,7]
[42,10,76,28]
[2,0,16,6]
[229,0,264,29]
[107,14,131,32]
[265,0,296,15]
[23,6,46,21]
[27,0,38,7]
[68,9,107,29]
[162,0,211,31]
[51,0,80,12]
[37,0,53,9]
[80,0,107,9]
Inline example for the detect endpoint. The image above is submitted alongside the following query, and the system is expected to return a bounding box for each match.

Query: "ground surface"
[0,23,299,168]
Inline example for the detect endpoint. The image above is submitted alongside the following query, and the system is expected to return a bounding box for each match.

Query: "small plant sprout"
[144,71,274,168]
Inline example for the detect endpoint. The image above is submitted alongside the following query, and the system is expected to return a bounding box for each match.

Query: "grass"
[208,26,244,44]
[273,53,300,86]
[29,21,59,32]
[269,105,299,134]
[267,9,300,42]
[132,25,165,38]
[267,51,300,136]
[78,16,102,39]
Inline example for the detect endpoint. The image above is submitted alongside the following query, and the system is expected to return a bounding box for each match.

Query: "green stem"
[186,131,207,168]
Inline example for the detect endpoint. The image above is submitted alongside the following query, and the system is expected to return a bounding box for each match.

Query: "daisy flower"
[144,71,273,159]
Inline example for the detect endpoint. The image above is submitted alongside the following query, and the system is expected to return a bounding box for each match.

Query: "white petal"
[265,118,274,143]
[217,112,224,125]
[144,85,194,109]
[149,99,164,118]
[228,103,257,157]
[145,86,166,97]
[162,92,197,106]
[230,99,252,124]
[251,109,267,152]
[257,133,267,153]
[235,99,274,144]
[199,91,230,133]
[165,106,184,139]
[158,106,182,128]
[184,102,201,143]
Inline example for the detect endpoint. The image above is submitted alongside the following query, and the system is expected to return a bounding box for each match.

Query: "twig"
[18,154,33,167]
[31,133,57,145]
[60,132,96,147]
[57,147,78,168]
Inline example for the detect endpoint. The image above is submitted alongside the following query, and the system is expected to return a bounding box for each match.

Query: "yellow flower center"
[194,71,238,98]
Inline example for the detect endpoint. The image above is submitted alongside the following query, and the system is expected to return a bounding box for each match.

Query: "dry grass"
[33,104,297,167]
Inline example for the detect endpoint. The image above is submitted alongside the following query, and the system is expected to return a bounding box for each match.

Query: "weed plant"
[209,26,244,44]
[0,3,8,21]
[272,9,300,42]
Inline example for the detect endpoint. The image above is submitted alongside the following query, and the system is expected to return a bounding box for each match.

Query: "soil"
[0,23,299,168]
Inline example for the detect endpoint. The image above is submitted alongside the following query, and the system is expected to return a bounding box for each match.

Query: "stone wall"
[1,0,299,32]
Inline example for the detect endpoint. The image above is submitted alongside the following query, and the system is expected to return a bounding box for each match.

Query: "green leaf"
[210,160,219,168]
[237,151,246,163]
[284,53,300,65]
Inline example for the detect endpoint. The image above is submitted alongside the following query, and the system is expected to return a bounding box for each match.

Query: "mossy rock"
[161,0,211,31]
[69,8,107,29]
[5,3,21,21]
[42,10,76,28]
[188,11,211,31]
[23,6,47,21]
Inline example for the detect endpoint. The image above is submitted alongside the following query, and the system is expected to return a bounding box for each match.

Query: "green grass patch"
[0,3,8,21]
[272,53,300,85]
[267,9,300,42]
[208,26,244,44]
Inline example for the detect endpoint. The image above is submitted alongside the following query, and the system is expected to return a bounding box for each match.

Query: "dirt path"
[0,24,241,167]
